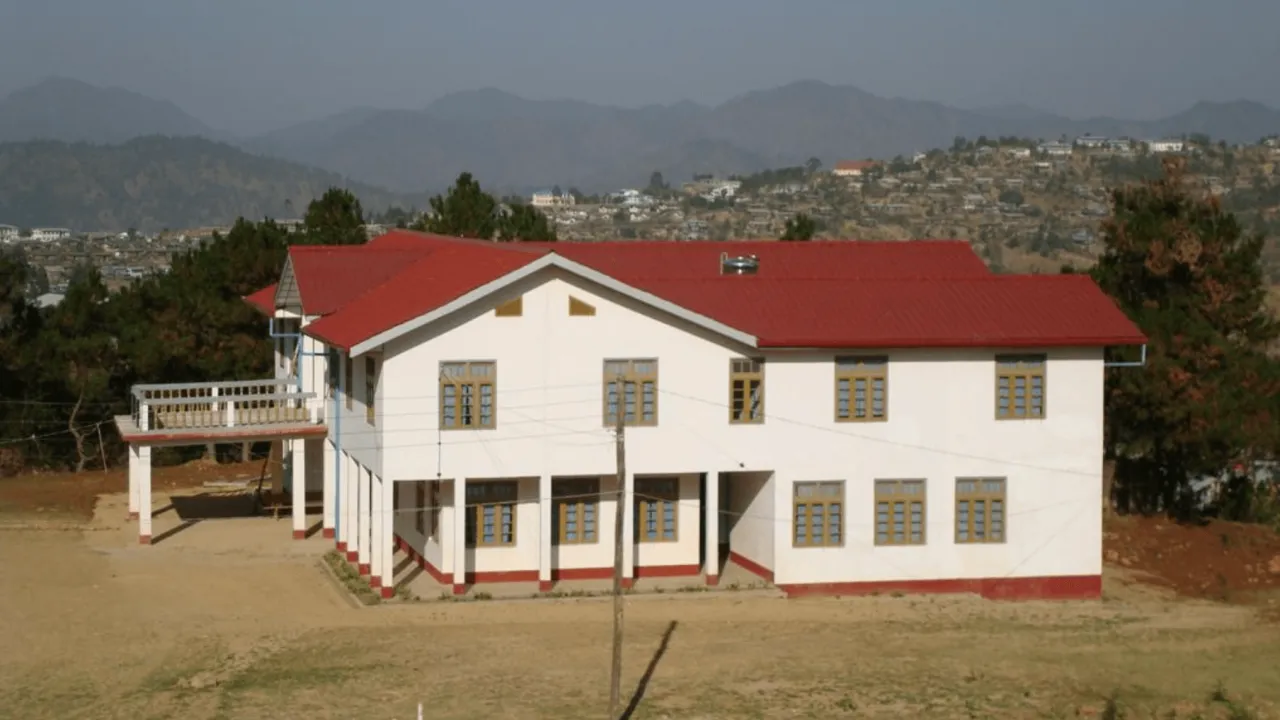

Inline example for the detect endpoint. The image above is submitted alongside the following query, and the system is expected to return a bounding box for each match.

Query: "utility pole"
[607,388,626,719]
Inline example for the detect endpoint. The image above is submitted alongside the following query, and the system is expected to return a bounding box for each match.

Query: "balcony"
[114,380,327,446]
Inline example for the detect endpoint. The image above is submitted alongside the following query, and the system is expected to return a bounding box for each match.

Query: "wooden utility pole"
[607,396,626,719]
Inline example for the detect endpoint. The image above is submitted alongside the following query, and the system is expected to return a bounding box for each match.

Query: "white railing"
[130,380,322,432]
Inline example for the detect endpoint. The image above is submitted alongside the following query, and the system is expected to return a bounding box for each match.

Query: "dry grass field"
[2,464,1280,719]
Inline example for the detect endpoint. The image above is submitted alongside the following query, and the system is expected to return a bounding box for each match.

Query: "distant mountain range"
[2,76,1279,202]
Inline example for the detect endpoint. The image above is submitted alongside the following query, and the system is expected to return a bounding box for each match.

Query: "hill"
[0,77,215,144]
[0,136,409,232]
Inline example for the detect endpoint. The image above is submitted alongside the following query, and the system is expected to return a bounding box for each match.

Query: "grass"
[322,550,381,606]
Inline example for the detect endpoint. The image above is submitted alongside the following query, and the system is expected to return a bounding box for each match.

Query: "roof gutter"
[1104,343,1147,368]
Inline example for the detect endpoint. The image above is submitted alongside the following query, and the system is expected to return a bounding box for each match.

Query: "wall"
[726,471,774,572]
[367,267,1104,586]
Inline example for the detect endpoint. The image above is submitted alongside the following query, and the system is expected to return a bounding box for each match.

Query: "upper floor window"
[553,478,599,545]
[956,478,1006,543]
[344,355,354,411]
[440,361,496,429]
[465,481,517,547]
[875,479,926,546]
[603,359,657,427]
[635,477,678,542]
[494,296,523,317]
[793,481,843,547]
[729,358,764,424]
[996,354,1045,419]
[835,356,887,422]
[568,296,597,316]
[364,357,378,425]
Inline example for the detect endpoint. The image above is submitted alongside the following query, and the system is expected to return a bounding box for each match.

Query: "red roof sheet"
[244,284,277,315]
[255,230,1143,351]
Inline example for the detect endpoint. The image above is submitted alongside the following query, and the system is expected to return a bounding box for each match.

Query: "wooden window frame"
[603,359,658,427]
[414,481,427,535]
[995,354,1046,420]
[835,356,888,423]
[568,296,596,316]
[553,478,600,545]
[464,481,518,548]
[874,479,927,546]
[344,355,354,411]
[792,481,844,548]
[634,477,679,543]
[494,296,523,317]
[440,361,497,430]
[729,357,765,424]
[955,477,1007,544]
[364,357,378,425]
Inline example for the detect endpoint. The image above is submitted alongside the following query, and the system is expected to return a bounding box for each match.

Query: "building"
[1037,142,1073,157]
[1004,147,1032,159]
[832,160,880,177]
[124,231,1145,601]
[531,191,575,208]
[1147,139,1185,153]
[30,228,72,243]
[0,224,17,243]
[1073,135,1107,149]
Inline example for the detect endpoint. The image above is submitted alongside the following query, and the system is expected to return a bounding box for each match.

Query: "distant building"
[1147,139,1185,153]
[0,224,17,243]
[30,228,72,243]
[35,292,65,308]
[531,191,575,207]
[832,160,880,177]
[1005,147,1032,159]
[1037,142,1073,157]
[1074,135,1107,149]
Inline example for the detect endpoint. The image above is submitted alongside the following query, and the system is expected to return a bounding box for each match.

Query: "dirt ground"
[2,466,1280,719]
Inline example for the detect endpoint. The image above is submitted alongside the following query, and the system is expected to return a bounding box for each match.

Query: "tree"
[498,203,557,242]
[423,173,499,239]
[647,171,666,193]
[998,189,1025,206]
[1092,157,1280,516]
[303,188,366,245]
[805,157,822,175]
[781,213,816,241]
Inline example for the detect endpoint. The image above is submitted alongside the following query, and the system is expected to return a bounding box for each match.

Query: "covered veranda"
[114,380,327,544]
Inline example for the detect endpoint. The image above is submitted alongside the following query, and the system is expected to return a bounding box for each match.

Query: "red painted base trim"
[357,563,370,576]
[776,574,1103,601]
[379,586,395,599]
[292,529,306,540]
[622,578,635,590]
[322,528,335,539]
[370,576,382,589]
[728,551,774,583]
[452,583,466,596]
[336,541,347,552]
[636,563,700,579]
[127,512,139,520]
[705,574,719,587]
[538,580,554,592]
[345,550,358,562]
[139,535,151,545]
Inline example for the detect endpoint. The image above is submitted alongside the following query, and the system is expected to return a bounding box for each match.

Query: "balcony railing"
[130,380,322,432]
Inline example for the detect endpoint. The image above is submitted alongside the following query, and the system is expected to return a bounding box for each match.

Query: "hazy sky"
[2,0,1278,136]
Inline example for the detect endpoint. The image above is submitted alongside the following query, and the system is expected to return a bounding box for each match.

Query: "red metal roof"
[244,284,277,315]
[248,230,1144,351]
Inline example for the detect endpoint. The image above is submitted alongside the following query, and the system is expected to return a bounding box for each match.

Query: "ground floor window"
[956,478,1006,543]
[465,481,517,547]
[635,477,678,542]
[553,478,599,544]
[875,479,926,546]
[793,481,843,547]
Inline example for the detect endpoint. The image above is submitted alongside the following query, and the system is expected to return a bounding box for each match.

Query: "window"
[364,357,378,425]
[495,296,523,317]
[440,361,496,429]
[835,356,888,422]
[956,478,1006,543]
[344,355,354,411]
[414,482,427,535]
[875,479,926,546]
[729,358,764,423]
[569,296,596,316]
[325,349,339,399]
[603,359,657,427]
[464,481,517,547]
[428,482,441,539]
[793,481,843,547]
[553,478,599,545]
[996,354,1045,419]
[634,477,678,542]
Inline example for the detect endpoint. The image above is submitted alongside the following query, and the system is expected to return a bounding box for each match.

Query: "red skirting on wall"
[777,574,1102,601]
[728,551,774,583]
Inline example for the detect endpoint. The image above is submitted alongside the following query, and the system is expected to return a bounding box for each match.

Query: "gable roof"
[246,230,1144,353]
[244,284,277,315]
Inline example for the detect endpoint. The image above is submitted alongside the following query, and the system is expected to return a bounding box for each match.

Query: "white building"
[30,228,72,243]
[1147,139,1185,153]
[531,191,575,207]
[0,224,17,243]
[128,232,1145,602]
[1004,147,1032,159]
[1037,142,1073,157]
[832,160,879,177]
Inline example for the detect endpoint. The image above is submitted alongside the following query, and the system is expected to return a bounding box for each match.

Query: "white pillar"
[291,438,307,539]
[127,445,141,519]
[344,454,359,560]
[137,446,152,544]
[538,475,553,592]
[370,473,384,588]
[621,472,635,586]
[357,465,372,575]
[378,476,395,598]
[452,477,467,595]
[322,439,335,539]
[704,472,720,585]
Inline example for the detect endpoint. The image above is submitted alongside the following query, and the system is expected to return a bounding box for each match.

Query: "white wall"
[727,471,774,572]
[361,267,1103,586]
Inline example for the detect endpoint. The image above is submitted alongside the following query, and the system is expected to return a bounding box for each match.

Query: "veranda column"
[451,478,468,595]
[136,446,153,544]
[538,475,553,592]
[621,472,635,588]
[378,476,395,598]
[322,439,336,539]
[370,473,384,588]
[291,437,307,539]
[344,453,358,560]
[704,472,720,586]
[127,444,141,520]
[357,466,372,575]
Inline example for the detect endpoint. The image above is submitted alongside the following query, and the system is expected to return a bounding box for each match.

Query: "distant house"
[832,160,880,177]
[1074,135,1107,149]
[1005,147,1032,159]
[1147,139,1185,153]
[531,190,575,207]
[0,224,17,243]
[1037,142,1073,157]
[30,228,72,243]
